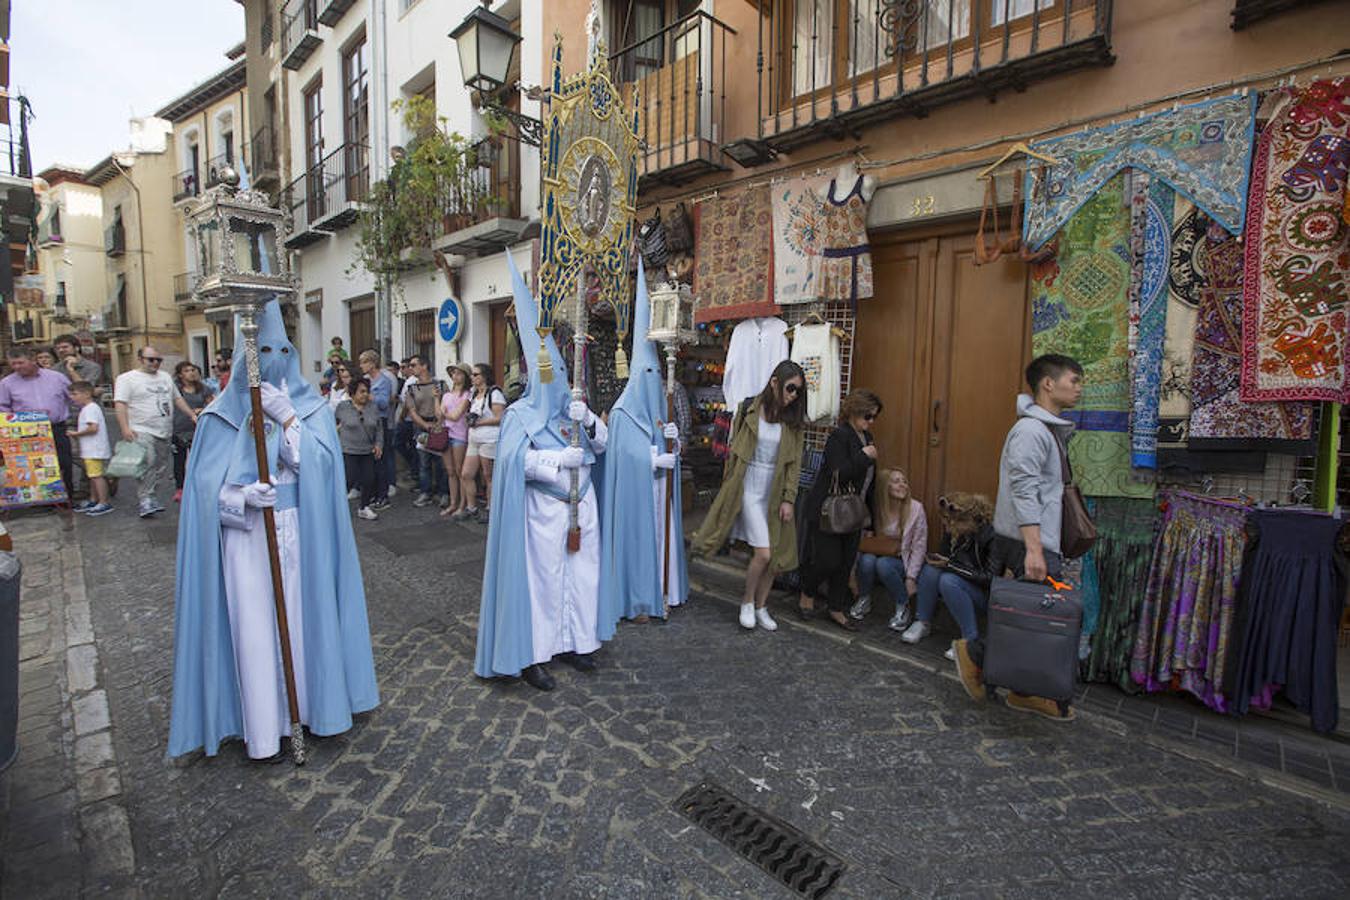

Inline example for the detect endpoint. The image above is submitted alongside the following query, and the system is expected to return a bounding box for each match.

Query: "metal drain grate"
[674,780,846,898]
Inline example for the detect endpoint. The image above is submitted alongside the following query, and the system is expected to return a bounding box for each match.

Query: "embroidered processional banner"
[1023,94,1258,251]
[1240,78,1350,404]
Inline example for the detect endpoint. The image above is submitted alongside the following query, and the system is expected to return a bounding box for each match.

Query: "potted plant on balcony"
[352,95,478,289]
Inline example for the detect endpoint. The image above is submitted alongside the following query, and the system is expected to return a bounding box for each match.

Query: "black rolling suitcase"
[983,577,1082,702]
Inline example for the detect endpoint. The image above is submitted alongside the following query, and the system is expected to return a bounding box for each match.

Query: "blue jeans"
[915,563,988,640]
[376,423,396,500]
[418,446,448,497]
[856,554,911,612]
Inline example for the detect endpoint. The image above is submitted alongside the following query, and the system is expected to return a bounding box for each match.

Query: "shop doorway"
[349,296,375,358]
[855,227,1032,535]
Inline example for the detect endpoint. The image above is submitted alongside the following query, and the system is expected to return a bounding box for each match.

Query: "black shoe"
[557,651,597,673]
[521,663,555,691]
[252,749,288,765]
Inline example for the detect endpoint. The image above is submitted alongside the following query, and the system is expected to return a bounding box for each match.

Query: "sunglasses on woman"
[783,383,801,396]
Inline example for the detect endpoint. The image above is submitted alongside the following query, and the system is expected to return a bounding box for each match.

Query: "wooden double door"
[852,226,1033,539]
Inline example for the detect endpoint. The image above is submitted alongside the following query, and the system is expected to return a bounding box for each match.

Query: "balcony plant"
[352,94,481,290]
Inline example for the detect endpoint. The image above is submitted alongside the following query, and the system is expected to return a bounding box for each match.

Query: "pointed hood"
[610,258,664,437]
[505,251,579,452]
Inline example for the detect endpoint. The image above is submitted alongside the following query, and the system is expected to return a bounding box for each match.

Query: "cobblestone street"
[3,499,1350,898]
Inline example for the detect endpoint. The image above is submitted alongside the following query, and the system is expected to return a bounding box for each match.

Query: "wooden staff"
[240,311,306,765]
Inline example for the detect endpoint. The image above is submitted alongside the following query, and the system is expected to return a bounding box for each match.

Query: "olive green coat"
[691,397,804,573]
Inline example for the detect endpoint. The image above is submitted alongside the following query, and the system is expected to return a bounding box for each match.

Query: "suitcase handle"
[1045,576,1072,592]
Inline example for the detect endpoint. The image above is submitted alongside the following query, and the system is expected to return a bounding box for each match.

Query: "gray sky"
[14,0,246,170]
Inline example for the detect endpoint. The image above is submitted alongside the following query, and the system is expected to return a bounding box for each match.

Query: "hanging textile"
[1031,173,1153,498]
[1240,77,1350,403]
[1081,497,1158,690]
[1126,173,1174,471]
[721,317,790,412]
[1156,199,1209,450]
[1189,229,1315,449]
[1130,492,1248,712]
[772,176,831,306]
[1023,94,1259,251]
[817,176,874,304]
[1228,509,1346,734]
[788,323,841,424]
[693,186,777,323]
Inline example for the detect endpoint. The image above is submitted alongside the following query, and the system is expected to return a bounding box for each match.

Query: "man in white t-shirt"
[114,345,197,518]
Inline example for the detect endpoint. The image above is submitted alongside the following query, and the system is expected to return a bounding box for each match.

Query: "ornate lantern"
[184,166,296,309]
[646,281,697,348]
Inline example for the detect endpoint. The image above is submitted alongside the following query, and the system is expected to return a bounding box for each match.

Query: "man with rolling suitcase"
[953,354,1084,722]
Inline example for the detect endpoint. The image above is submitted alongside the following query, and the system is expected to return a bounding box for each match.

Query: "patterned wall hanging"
[1031,173,1153,499]
[1240,77,1350,404]
[1155,199,1210,450]
[772,176,831,305]
[692,186,777,323]
[536,37,641,381]
[1023,94,1259,251]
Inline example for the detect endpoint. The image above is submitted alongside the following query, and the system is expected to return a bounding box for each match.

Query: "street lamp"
[450,1,543,147]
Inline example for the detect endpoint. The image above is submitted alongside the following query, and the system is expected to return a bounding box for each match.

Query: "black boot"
[557,652,597,673]
[521,663,556,691]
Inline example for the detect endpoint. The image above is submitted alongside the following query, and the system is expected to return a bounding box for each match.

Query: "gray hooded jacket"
[992,394,1075,555]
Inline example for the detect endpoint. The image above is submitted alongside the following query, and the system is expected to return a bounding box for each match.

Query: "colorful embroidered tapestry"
[1127,174,1174,471]
[1240,78,1350,403]
[1031,174,1154,499]
[1023,94,1258,250]
[771,176,832,306]
[693,186,778,323]
[1190,230,1314,445]
[1156,200,1210,449]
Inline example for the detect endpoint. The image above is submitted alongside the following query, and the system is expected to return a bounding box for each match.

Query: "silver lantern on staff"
[184,168,307,765]
[645,280,696,604]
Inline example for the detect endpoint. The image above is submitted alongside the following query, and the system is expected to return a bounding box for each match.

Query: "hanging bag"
[106,440,149,480]
[638,208,670,268]
[1046,425,1097,559]
[665,202,694,253]
[818,470,868,535]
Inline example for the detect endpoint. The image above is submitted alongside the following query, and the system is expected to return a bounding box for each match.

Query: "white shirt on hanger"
[722,317,789,411]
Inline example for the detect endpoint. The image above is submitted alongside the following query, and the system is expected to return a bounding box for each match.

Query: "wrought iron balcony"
[318,0,356,27]
[173,271,200,305]
[284,143,368,247]
[609,11,736,189]
[739,0,1114,157]
[104,222,126,257]
[433,139,527,257]
[204,152,241,189]
[281,0,322,71]
[173,167,200,203]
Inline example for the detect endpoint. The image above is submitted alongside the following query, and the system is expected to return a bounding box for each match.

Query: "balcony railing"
[609,11,735,189]
[204,151,241,189]
[104,222,126,256]
[744,0,1114,155]
[281,0,322,71]
[434,140,527,256]
[173,166,200,203]
[251,126,280,186]
[173,272,200,304]
[284,143,368,246]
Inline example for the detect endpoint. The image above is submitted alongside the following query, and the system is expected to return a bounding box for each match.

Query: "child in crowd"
[69,381,113,516]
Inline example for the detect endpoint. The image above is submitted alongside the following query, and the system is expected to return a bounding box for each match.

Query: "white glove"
[662,422,679,441]
[241,480,277,509]
[653,452,677,471]
[558,446,585,469]
[568,400,594,427]
[259,381,295,424]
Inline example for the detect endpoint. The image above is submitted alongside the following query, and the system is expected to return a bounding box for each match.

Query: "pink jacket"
[876,500,928,580]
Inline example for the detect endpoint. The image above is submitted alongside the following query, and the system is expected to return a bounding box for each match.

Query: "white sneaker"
[347,488,360,500]
[357,506,378,521]
[755,608,778,631]
[848,595,871,620]
[900,621,931,644]
[387,485,397,498]
[739,603,756,630]
[944,646,957,661]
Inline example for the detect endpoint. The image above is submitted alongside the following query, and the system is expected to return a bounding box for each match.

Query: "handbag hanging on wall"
[818,471,868,535]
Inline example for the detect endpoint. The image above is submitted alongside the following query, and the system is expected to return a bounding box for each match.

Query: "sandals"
[828,612,859,632]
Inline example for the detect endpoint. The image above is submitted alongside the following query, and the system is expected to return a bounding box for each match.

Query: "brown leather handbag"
[1048,427,1097,559]
[819,471,868,535]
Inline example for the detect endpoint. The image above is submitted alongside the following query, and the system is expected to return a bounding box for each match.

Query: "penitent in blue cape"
[167,299,379,757]
[599,260,689,619]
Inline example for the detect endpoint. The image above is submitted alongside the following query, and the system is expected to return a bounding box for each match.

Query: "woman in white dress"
[692,361,807,631]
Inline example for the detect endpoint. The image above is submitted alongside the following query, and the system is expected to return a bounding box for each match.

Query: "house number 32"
[910,195,936,217]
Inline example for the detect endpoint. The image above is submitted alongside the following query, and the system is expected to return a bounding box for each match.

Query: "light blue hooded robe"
[599,262,689,619]
[168,300,379,757]
[474,253,612,678]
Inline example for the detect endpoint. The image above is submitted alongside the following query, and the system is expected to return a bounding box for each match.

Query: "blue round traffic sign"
[437,297,463,343]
